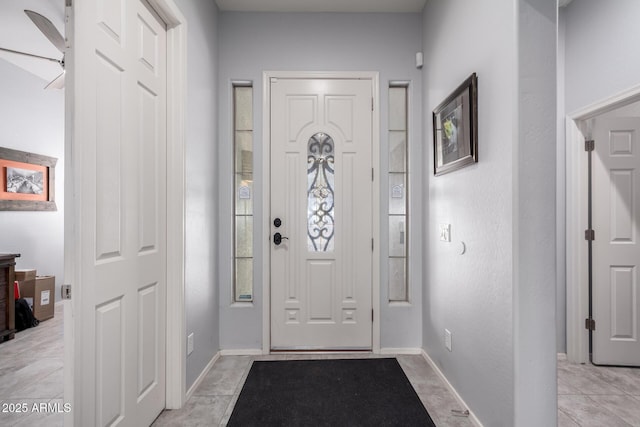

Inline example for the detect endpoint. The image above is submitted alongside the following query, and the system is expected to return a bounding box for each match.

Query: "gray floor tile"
[558,395,632,427]
[5,302,640,427]
[558,408,581,427]
[152,395,233,427]
[193,356,252,397]
[588,394,640,426]
[558,362,627,395]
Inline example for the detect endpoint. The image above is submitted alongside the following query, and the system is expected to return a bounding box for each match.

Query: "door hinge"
[585,229,595,241]
[585,140,595,152]
[372,309,374,322]
[371,238,374,251]
[372,168,374,181]
[61,284,72,300]
[585,317,596,331]
[372,98,374,111]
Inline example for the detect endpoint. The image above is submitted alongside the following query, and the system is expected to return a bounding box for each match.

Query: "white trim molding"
[148,0,188,410]
[380,348,422,355]
[421,350,483,427]
[220,349,265,356]
[261,71,381,354]
[565,84,640,364]
[186,352,220,401]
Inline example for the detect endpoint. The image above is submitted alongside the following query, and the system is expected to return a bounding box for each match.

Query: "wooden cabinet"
[0,254,18,343]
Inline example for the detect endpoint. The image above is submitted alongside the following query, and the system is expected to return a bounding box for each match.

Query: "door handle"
[273,232,289,245]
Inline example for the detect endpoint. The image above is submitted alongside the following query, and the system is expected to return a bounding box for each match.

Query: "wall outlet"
[445,329,452,352]
[439,223,451,242]
[187,332,195,355]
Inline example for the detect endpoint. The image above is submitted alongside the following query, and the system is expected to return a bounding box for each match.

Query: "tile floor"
[152,353,476,427]
[2,303,640,426]
[557,355,640,426]
[0,302,64,427]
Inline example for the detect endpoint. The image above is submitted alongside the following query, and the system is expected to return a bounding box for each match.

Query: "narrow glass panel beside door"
[233,84,254,302]
[388,85,408,302]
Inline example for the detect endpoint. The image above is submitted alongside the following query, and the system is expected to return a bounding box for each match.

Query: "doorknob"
[273,232,289,245]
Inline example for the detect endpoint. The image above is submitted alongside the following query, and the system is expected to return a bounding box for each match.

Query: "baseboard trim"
[420,349,483,427]
[380,347,423,355]
[186,351,220,401]
[220,349,264,356]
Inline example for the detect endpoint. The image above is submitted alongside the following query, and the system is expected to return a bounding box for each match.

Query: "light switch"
[439,223,451,242]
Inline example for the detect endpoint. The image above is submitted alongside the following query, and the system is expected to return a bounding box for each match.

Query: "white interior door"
[270,78,373,350]
[66,1,168,424]
[592,117,640,366]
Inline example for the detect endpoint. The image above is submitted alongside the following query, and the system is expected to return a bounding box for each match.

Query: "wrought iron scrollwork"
[307,132,335,252]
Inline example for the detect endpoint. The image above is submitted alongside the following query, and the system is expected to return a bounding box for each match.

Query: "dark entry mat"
[227,358,436,426]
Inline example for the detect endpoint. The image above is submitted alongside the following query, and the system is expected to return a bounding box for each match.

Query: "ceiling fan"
[0,10,65,89]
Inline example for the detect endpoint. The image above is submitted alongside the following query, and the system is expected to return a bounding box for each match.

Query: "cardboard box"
[15,269,36,282]
[20,276,55,321]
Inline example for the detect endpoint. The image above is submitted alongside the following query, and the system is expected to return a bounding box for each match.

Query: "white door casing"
[270,77,374,350]
[565,87,640,365]
[64,0,176,424]
[592,117,640,366]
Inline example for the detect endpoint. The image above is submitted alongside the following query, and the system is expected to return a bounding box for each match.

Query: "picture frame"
[0,147,57,211]
[433,73,478,176]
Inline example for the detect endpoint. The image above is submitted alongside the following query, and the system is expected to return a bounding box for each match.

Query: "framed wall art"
[0,147,57,211]
[433,73,478,176]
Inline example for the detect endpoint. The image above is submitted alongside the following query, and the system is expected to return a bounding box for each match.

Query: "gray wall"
[0,59,65,299]
[514,2,557,424]
[217,12,424,350]
[564,0,640,113]
[422,0,557,425]
[177,0,221,390]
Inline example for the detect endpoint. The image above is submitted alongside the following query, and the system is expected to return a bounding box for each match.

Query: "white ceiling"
[0,0,65,85]
[0,0,574,87]
[215,0,427,13]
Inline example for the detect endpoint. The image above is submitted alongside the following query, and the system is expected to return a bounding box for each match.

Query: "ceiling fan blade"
[24,10,65,53]
[0,46,60,64]
[45,71,65,90]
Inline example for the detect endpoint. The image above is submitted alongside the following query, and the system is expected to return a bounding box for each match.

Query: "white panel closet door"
[593,117,640,366]
[270,78,373,350]
[67,1,167,425]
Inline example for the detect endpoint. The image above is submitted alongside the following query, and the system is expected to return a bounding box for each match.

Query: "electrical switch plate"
[440,224,451,242]
[445,329,452,352]
[187,332,194,355]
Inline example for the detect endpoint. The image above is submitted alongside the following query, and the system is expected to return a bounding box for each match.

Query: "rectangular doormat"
[227,358,436,426]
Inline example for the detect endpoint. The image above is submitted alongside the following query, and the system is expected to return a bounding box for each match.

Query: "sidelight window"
[388,84,409,302]
[233,84,253,302]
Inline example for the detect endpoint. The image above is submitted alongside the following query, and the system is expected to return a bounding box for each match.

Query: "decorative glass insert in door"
[307,132,335,252]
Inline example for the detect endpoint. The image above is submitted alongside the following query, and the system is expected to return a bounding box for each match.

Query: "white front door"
[270,78,373,350]
[592,117,640,366]
[66,1,168,424]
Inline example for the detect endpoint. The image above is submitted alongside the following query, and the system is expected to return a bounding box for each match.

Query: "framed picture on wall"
[433,73,478,176]
[0,147,57,211]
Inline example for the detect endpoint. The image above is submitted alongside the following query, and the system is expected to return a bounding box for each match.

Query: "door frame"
[63,1,187,423]
[565,83,640,363]
[261,71,381,354]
